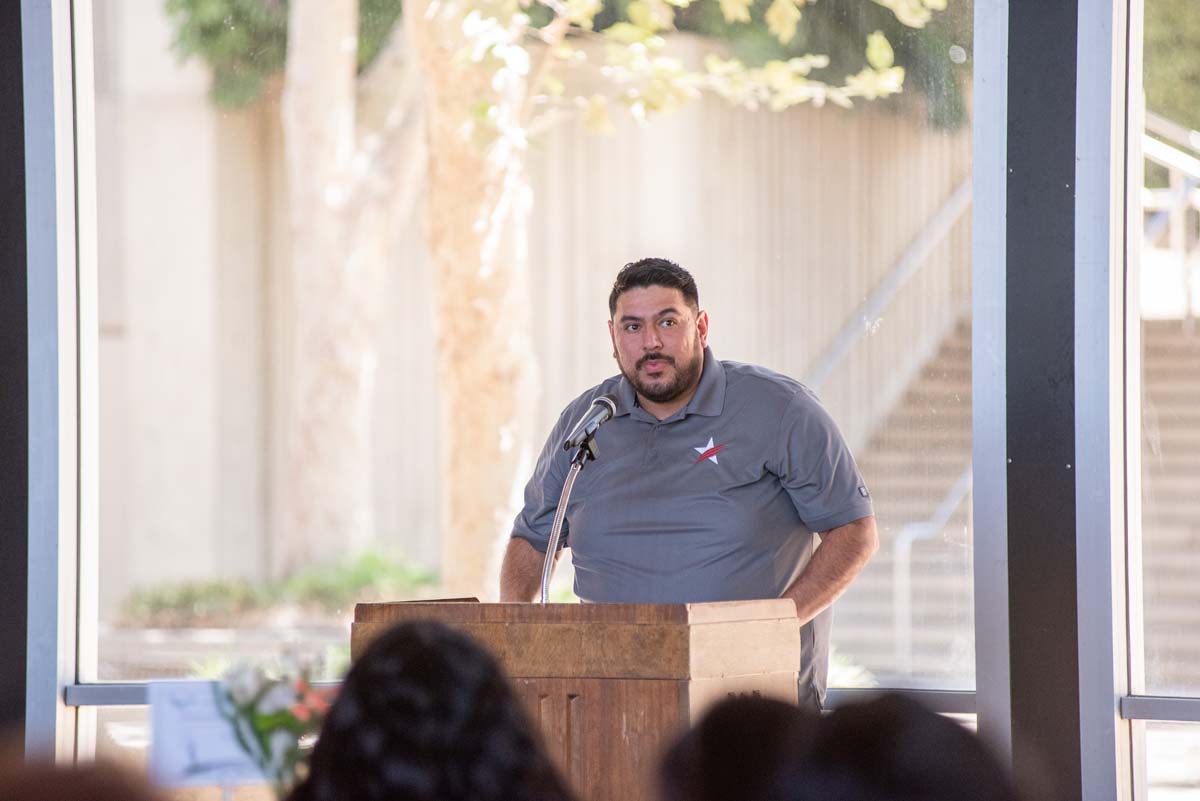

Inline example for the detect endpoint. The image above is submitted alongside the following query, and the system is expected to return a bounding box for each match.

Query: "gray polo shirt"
[512,347,873,706]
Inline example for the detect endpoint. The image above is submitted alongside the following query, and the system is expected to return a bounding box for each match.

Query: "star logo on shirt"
[693,437,725,465]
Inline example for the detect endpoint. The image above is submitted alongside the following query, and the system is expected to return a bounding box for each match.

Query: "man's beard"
[620,344,704,404]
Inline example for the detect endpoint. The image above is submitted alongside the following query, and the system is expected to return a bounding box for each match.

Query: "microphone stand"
[539,436,598,604]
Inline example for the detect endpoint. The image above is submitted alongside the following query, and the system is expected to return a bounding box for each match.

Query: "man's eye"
[660,319,677,327]
[624,324,640,332]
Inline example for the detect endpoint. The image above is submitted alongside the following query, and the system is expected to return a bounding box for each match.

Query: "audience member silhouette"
[0,759,166,801]
[778,694,1025,801]
[287,620,576,801]
[659,694,820,801]
[660,693,1025,801]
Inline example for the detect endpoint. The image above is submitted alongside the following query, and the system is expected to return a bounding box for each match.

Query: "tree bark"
[278,1,424,574]
[279,0,532,590]
[405,0,539,597]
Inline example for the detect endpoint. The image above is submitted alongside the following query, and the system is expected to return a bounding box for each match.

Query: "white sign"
[148,681,265,788]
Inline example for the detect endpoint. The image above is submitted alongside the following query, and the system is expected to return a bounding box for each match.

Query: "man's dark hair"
[608,258,700,316]
[287,621,575,801]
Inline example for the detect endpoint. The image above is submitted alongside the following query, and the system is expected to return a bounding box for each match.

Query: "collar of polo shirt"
[615,346,727,421]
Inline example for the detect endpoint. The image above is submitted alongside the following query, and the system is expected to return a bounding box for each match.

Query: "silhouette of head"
[780,694,1023,801]
[289,620,574,801]
[659,695,820,801]
[0,760,165,801]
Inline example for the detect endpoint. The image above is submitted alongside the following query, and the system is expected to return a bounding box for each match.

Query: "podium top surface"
[354,599,797,625]
[351,599,801,680]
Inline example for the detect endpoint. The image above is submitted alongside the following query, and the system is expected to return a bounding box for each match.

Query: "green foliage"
[278,551,437,610]
[123,576,267,626]
[828,645,878,687]
[1142,0,1200,188]
[675,0,970,127]
[164,0,288,106]
[120,551,438,627]
[1145,0,1200,133]
[216,662,332,796]
[166,0,963,121]
[163,0,402,107]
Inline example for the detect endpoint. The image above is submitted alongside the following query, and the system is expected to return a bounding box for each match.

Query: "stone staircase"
[1141,320,1200,692]
[831,318,1200,692]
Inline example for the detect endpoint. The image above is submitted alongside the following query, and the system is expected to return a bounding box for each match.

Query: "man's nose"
[641,325,663,349]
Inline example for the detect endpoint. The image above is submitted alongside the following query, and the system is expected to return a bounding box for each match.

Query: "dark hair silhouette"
[0,760,165,801]
[609,258,700,316]
[287,621,575,801]
[780,694,1023,801]
[659,695,820,801]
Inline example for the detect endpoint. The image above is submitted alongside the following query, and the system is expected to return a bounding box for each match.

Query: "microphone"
[563,393,618,450]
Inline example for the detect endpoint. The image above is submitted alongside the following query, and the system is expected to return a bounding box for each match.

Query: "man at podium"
[499,258,878,710]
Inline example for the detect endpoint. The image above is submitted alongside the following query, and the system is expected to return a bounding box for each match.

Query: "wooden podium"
[352,600,801,801]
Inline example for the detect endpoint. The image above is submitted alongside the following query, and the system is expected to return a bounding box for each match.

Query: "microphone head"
[595,393,618,416]
[562,393,621,451]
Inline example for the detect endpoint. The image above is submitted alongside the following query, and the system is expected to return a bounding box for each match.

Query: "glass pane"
[1147,722,1200,800]
[85,0,972,689]
[823,1,975,688]
[1139,0,1200,697]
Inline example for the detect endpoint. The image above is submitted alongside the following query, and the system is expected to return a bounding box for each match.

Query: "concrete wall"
[95,1,268,612]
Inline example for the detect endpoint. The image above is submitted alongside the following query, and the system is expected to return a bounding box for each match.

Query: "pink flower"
[291,703,312,722]
[304,688,332,714]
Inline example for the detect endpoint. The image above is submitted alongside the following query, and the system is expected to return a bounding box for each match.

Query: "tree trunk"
[277,0,432,575]
[405,0,539,597]
[277,0,372,573]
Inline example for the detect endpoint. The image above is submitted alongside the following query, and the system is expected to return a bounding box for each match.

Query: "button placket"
[641,424,659,469]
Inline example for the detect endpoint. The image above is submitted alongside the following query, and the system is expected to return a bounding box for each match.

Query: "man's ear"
[697,309,709,348]
[608,319,618,359]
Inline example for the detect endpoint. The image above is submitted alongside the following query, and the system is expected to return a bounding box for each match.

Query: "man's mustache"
[637,353,675,369]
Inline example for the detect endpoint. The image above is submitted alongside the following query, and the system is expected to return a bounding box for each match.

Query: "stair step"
[880,411,974,430]
[894,389,972,407]
[869,433,972,450]
[1141,527,1200,545]
[840,315,1199,696]
[1142,368,1200,383]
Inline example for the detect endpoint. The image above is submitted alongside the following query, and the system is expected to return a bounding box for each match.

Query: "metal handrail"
[806,127,1198,394]
[804,178,973,390]
[891,463,973,675]
[1142,130,1200,320]
[1146,111,1200,154]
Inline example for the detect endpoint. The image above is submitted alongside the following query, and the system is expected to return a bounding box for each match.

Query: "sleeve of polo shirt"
[510,406,576,553]
[771,388,874,533]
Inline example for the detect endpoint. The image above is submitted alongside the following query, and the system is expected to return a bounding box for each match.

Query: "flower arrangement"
[215,660,335,798]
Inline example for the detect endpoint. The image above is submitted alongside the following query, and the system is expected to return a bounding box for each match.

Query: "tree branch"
[521,14,572,127]
[353,16,427,220]
[282,0,359,206]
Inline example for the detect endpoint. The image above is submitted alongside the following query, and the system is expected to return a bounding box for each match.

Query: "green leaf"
[718,0,752,25]
[581,95,616,134]
[845,65,906,100]
[603,21,655,43]
[865,31,895,70]
[627,0,675,33]
[871,0,933,28]
[764,0,802,45]
[565,0,604,30]
[472,100,496,120]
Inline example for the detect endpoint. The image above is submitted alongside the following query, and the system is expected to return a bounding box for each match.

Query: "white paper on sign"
[148,681,265,789]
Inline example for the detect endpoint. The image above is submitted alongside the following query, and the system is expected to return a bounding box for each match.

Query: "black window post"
[0,0,30,741]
